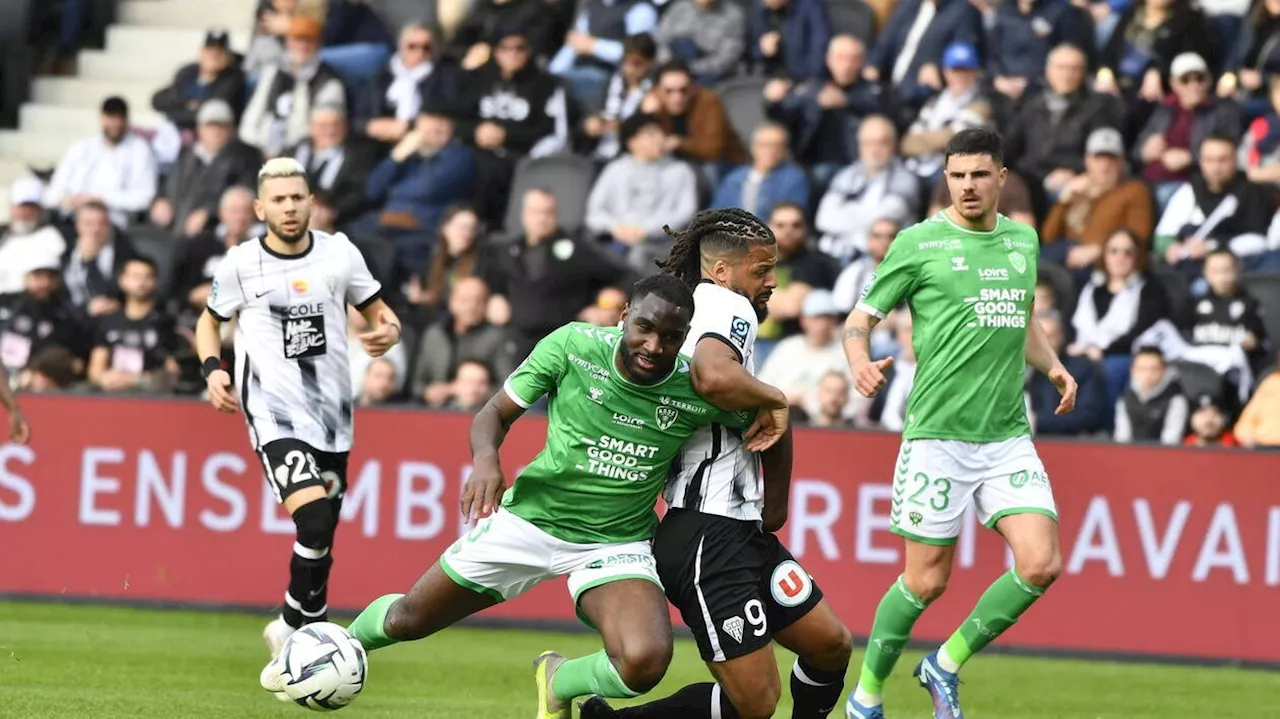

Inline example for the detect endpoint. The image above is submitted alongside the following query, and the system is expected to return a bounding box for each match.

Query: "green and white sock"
[346,593,404,652]
[551,649,641,702]
[852,576,929,707]
[937,569,1046,673]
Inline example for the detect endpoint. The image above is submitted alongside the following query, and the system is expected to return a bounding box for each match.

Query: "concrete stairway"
[0,0,257,223]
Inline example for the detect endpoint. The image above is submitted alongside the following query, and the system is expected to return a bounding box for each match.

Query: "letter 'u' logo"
[770,560,813,607]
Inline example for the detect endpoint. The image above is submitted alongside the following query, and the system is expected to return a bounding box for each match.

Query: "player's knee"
[809,622,854,670]
[384,597,430,641]
[292,499,337,554]
[613,637,672,693]
[1017,551,1062,589]
[903,568,948,603]
[730,675,781,719]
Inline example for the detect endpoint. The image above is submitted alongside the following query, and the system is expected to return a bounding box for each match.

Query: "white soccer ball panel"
[279,622,368,711]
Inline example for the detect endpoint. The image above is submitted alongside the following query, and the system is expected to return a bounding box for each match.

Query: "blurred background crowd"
[3,0,1280,448]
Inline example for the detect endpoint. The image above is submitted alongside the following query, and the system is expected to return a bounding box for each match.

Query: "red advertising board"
[0,395,1277,663]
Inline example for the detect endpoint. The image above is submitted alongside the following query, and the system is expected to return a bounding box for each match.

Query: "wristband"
[201,357,223,380]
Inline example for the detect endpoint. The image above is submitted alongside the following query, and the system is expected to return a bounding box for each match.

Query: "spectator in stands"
[1005,44,1124,203]
[548,0,659,104]
[169,187,258,329]
[1186,248,1270,372]
[585,113,699,271]
[1069,228,1170,404]
[405,205,485,317]
[879,310,916,431]
[151,29,248,133]
[982,0,1094,103]
[245,0,297,78]
[579,287,629,326]
[446,359,496,411]
[150,100,263,240]
[87,257,178,394]
[1041,127,1155,272]
[928,167,1037,226]
[362,101,478,280]
[900,42,994,184]
[1234,350,1280,446]
[1156,134,1278,275]
[750,0,831,82]
[316,0,394,100]
[643,60,747,172]
[286,103,379,229]
[1095,0,1214,107]
[45,96,159,229]
[412,276,516,406]
[1115,346,1189,445]
[655,0,746,86]
[0,257,88,375]
[452,0,559,65]
[458,28,562,158]
[815,115,920,264]
[240,15,346,158]
[796,371,856,428]
[1028,309,1109,436]
[584,34,657,161]
[356,358,401,407]
[480,188,634,356]
[758,289,852,407]
[1137,53,1241,207]
[1219,0,1280,120]
[0,178,66,296]
[711,123,810,221]
[61,202,137,318]
[759,202,839,347]
[359,22,459,149]
[16,347,79,393]
[832,215,898,312]
[765,35,884,184]
[864,0,983,113]
[1239,76,1280,185]
[1184,392,1239,446]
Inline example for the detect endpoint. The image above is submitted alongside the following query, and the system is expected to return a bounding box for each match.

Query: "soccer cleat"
[263,617,296,658]
[844,696,885,719]
[913,651,964,719]
[578,695,618,718]
[262,618,296,702]
[533,650,571,719]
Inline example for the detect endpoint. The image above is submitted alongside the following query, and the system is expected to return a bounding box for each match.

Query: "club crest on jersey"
[951,256,969,271]
[655,405,678,431]
[729,317,750,348]
[325,276,338,295]
[587,386,605,404]
[1007,252,1027,274]
[722,616,745,644]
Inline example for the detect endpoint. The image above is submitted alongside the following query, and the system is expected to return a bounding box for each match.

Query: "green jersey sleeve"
[856,232,919,319]
[503,325,571,408]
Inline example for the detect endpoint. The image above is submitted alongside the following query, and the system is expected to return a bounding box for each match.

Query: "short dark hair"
[1202,133,1238,150]
[657,208,776,289]
[768,201,806,222]
[623,33,657,60]
[455,358,494,383]
[122,255,158,276]
[656,59,692,82]
[944,128,1004,168]
[1134,345,1165,363]
[630,273,695,313]
[1205,247,1239,265]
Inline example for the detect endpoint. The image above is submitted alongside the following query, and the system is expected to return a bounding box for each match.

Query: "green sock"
[551,649,640,702]
[854,576,928,702]
[938,569,1046,671]
[346,593,405,652]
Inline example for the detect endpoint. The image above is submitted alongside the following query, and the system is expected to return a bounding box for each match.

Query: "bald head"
[826,35,865,86]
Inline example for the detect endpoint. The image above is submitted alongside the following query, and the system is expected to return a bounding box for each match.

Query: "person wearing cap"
[585,111,698,271]
[758,288,857,410]
[150,99,263,239]
[0,177,66,295]
[860,0,982,110]
[900,41,994,183]
[44,96,159,229]
[240,14,347,157]
[1004,44,1124,200]
[0,253,89,387]
[359,22,460,147]
[983,0,1092,103]
[1184,392,1238,446]
[1041,126,1155,272]
[151,28,248,132]
[457,27,561,157]
[1137,52,1241,207]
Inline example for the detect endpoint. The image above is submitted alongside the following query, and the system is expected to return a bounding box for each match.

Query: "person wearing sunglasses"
[359,23,460,148]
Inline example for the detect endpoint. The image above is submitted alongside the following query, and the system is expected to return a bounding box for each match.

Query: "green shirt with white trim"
[502,323,749,544]
[857,211,1039,443]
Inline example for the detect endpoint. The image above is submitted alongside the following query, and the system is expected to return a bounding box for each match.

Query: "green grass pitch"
[0,601,1276,718]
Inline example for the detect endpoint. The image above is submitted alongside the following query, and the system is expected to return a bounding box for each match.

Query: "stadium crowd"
[3,0,1280,448]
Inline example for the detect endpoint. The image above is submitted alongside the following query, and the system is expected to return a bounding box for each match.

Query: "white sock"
[936,645,961,674]
[852,684,882,707]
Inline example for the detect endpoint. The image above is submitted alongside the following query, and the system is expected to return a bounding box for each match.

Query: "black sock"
[790,658,846,718]
[282,500,336,629]
[610,683,738,719]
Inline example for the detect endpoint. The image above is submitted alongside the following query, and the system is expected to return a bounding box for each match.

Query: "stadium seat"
[825,0,876,46]
[1036,261,1076,321]
[714,76,768,150]
[502,154,598,238]
[127,226,177,298]
[1241,271,1280,352]
[1172,360,1225,405]
[1149,263,1190,325]
[351,234,398,288]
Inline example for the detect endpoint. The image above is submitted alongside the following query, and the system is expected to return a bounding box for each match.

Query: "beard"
[729,281,771,321]
[269,217,310,244]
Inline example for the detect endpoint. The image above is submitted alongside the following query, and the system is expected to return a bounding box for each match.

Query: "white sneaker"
[262,618,296,701]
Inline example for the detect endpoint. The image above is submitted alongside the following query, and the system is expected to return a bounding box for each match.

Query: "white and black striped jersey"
[206,230,381,453]
[664,282,763,522]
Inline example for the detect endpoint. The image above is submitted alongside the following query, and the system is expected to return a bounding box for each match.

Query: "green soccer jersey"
[501,323,748,544]
[858,211,1039,443]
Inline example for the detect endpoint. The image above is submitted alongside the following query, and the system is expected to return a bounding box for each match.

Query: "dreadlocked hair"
[656,208,777,289]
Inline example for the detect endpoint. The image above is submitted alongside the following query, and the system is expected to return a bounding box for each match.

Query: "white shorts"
[438,508,661,616]
[889,435,1058,544]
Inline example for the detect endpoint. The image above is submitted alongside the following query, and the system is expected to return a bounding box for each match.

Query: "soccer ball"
[278,622,368,711]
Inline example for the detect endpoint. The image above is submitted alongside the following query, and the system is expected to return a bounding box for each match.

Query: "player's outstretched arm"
[843,309,892,398]
[1025,307,1077,415]
[0,365,30,444]
[760,425,793,532]
[463,391,527,522]
[196,309,238,413]
[691,337,788,412]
